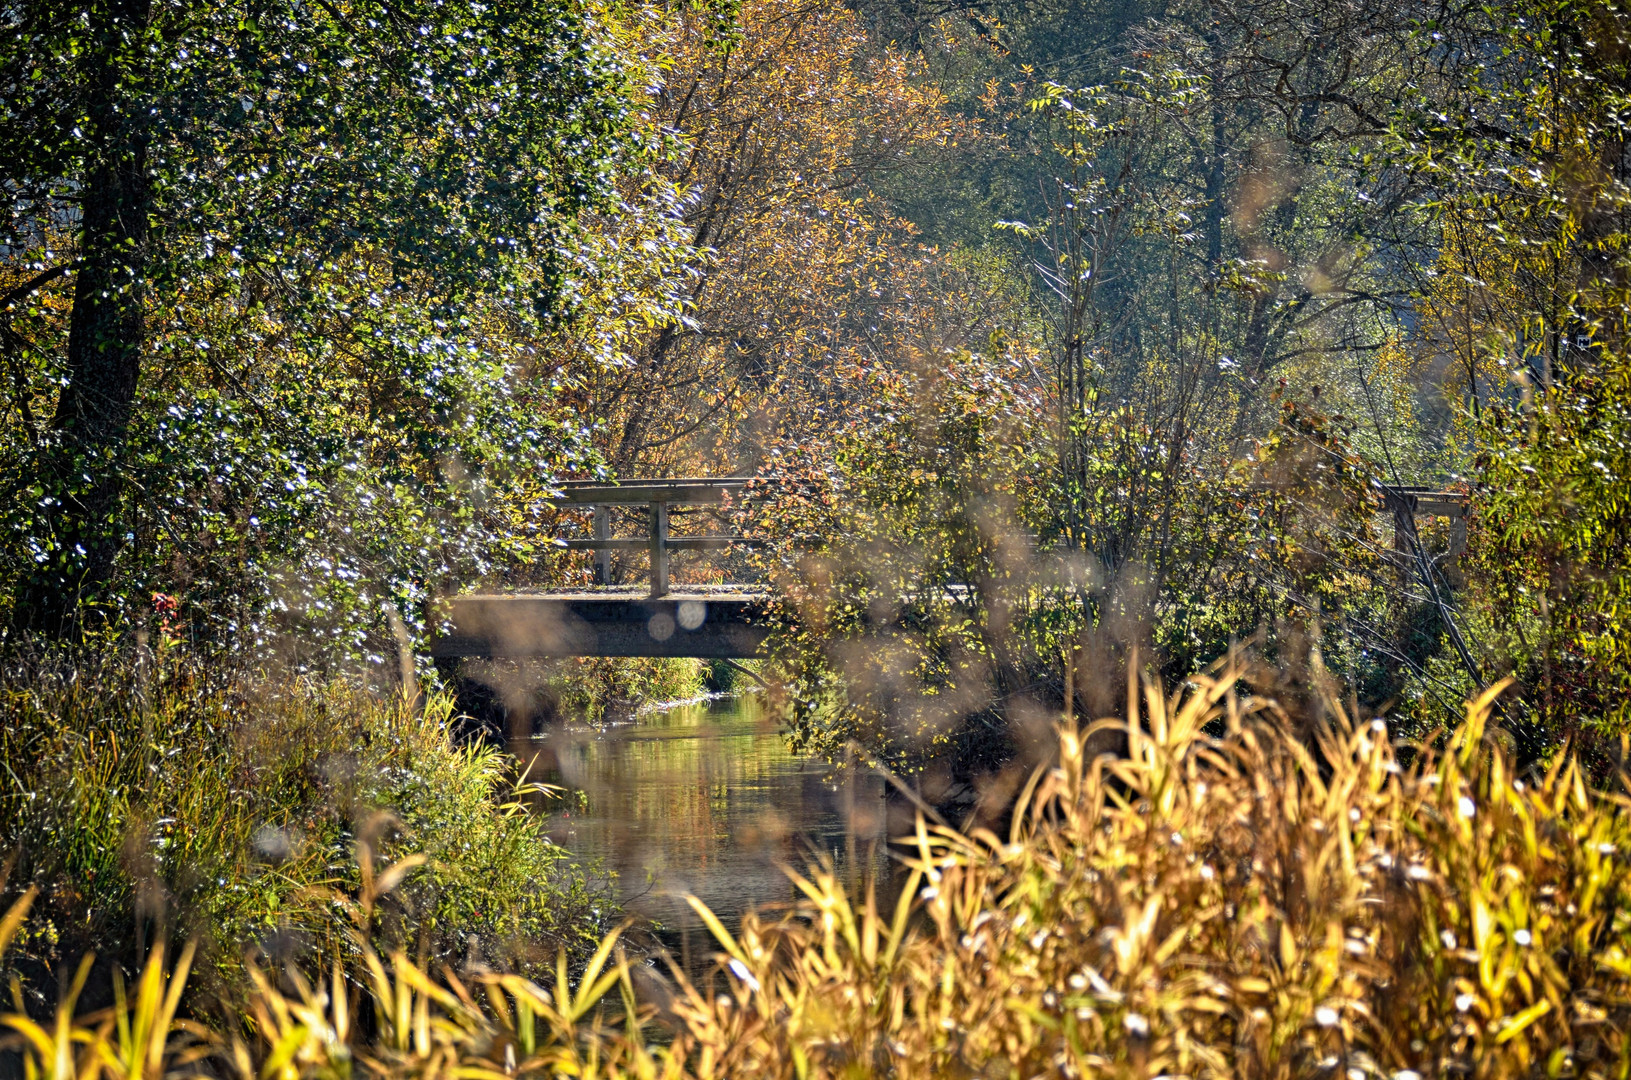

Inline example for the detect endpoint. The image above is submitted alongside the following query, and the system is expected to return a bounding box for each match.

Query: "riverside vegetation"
[7,665,1631,1078]
[4,0,1631,1073]
[0,651,614,1000]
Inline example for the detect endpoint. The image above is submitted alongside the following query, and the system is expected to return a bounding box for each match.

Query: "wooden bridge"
[429,477,1470,662]
[431,478,770,660]
[1381,486,1467,560]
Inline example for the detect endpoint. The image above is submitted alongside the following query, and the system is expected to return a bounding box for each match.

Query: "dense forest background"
[6,0,1625,759]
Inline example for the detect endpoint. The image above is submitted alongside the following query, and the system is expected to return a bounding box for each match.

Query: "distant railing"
[1380,486,1468,563]
[548,477,1469,598]
[552,477,761,597]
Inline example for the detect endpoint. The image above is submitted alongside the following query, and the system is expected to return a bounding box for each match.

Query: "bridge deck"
[432,588,770,659]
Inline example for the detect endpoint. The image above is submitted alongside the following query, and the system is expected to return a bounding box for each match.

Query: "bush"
[0,649,611,1005]
[743,354,1406,779]
[445,654,708,735]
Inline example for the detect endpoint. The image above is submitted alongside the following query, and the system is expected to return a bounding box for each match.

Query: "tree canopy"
[0,0,1627,766]
[0,0,641,636]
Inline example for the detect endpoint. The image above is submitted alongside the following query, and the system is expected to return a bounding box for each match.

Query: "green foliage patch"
[0,650,612,999]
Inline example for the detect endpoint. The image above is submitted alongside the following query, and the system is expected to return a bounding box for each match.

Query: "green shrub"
[0,650,611,1001]
[539,656,707,723]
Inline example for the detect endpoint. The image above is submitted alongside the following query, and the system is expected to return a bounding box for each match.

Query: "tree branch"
[0,261,77,314]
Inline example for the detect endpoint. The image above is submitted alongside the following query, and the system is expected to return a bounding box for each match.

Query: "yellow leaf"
[1495,999,1551,1044]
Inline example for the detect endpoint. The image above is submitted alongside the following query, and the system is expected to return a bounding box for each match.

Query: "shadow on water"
[508,693,907,975]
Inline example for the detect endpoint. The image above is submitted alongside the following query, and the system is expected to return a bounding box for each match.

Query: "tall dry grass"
[6,661,1631,1078]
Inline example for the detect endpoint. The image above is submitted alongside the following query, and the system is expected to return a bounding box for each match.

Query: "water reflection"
[511,694,896,961]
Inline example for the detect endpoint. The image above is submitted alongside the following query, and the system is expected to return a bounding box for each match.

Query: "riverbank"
[0,650,613,1012]
[3,668,1620,1078]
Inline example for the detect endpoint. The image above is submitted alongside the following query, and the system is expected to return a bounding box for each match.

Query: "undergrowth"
[0,651,612,1010]
[447,655,708,733]
[8,660,1631,1076]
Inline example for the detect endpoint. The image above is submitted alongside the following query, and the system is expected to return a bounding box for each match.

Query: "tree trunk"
[13,0,152,636]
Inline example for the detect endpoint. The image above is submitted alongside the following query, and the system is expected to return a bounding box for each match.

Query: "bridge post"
[592,505,611,585]
[1382,486,1469,585]
[650,501,670,597]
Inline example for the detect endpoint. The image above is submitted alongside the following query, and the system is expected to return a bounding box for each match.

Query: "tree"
[0,0,638,634]
[739,347,1053,773]
[578,0,972,482]
[1392,0,1631,742]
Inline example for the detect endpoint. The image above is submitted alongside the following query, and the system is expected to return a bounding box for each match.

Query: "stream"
[512,693,901,969]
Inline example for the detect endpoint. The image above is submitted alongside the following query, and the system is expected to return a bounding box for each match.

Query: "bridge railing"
[1378,486,1468,566]
[551,477,762,597]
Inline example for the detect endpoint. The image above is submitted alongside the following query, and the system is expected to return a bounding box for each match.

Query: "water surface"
[512,694,896,963]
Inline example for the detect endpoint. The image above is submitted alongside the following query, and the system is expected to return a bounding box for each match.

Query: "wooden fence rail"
[552,477,760,597]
